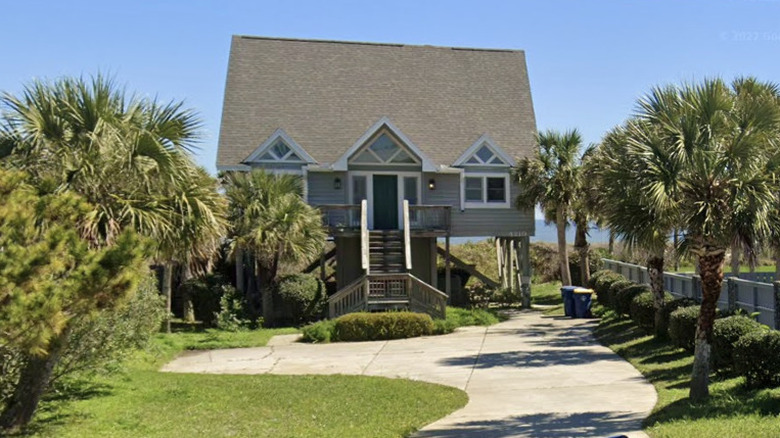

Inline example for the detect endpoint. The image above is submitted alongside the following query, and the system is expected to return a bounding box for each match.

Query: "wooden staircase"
[368,230,407,274]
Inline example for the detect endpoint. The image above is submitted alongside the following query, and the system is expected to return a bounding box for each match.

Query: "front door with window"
[373,175,398,229]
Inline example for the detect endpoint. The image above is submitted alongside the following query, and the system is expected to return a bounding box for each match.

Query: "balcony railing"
[319,204,451,233]
[319,204,361,231]
[409,205,451,232]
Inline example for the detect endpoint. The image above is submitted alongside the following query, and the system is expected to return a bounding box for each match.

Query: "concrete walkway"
[163,311,657,438]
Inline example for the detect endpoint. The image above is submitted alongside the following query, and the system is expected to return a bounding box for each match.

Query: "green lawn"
[19,328,468,437]
[594,310,780,437]
[531,281,565,316]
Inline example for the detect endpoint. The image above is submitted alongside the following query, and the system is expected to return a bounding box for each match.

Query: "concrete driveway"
[162,311,657,438]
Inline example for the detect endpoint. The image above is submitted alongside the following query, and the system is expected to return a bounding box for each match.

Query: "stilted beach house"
[217,36,537,319]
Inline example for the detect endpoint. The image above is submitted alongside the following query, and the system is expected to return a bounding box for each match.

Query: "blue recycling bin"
[573,288,594,318]
[560,286,577,317]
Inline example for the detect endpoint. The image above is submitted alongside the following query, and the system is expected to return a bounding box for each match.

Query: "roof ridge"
[235,35,524,54]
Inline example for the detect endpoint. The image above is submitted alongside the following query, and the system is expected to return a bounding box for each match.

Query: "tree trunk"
[672,230,679,271]
[647,255,666,338]
[162,262,173,333]
[730,241,740,276]
[181,263,195,323]
[258,259,275,327]
[608,230,615,255]
[0,331,68,432]
[574,216,590,286]
[690,249,726,401]
[556,206,572,286]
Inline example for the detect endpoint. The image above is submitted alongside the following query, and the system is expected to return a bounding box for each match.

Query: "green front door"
[373,175,398,229]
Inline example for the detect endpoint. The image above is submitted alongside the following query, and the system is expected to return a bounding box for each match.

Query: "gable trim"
[243,128,317,165]
[332,116,437,172]
[453,134,516,167]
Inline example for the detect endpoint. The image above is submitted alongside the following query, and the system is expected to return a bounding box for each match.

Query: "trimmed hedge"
[668,305,700,351]
[615,284,650,317]
[588,270,613,289]
[657,297,699,339]
[334,312,434,342]
[713,315,765,373]
[630,291,673,333]
[734,330,780,389]
[593,272,627,306]
[607,280,634,310]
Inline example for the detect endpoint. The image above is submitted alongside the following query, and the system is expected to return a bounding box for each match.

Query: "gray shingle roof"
[216,36,537,169]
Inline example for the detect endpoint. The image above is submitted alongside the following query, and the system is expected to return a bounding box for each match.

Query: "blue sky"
[3,0,780,180]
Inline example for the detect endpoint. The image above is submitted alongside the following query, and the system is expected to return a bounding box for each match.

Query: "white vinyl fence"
[602,259,779,329]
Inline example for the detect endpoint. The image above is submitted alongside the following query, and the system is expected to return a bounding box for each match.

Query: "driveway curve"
[163,311,656,438]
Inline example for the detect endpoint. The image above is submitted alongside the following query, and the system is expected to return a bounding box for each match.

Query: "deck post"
[445,234,451,298]
[520,236,532,308]
[430,238,438,289]
[496,237,504,288]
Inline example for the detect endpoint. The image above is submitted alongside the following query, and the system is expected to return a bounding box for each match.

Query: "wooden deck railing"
[319,204,361,231]
[408,274,448,319]
[328,273,448,319]
[409,205,451,232]
[328,276,368,318]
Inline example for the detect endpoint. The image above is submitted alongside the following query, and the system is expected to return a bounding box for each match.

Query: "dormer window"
[465,145,507,166]
[453,134,514,168]
[349,130,420,166]
[243,128,316,166]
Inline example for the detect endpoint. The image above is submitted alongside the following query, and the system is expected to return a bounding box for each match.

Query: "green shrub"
[215,286,251,331]
[466,282,492,309]
[734,330,780,389]
[615,284,650,317]
[630,291,673,333]
[334,312,434,342]
[668,305,700,351]
[275,274,327,325]
[657,297,699,338]
[593,272,625,304]
[606,280,634,310]
[301,319,337,343]
[588,270,613,289]
[179,273,232,326]
[491,287,522,305]
[432,318,459,335]
[713,316,765,373]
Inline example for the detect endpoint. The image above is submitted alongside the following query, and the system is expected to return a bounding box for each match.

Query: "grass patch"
[155,326,299,352]
[594,308,780,437]
[531,281,565,316]
[18,327,467,437]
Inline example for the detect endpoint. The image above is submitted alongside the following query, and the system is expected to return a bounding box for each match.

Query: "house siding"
[423,172,534,237]
[308,171,347,205]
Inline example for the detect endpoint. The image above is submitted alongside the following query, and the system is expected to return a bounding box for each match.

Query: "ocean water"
[449,220,610,245]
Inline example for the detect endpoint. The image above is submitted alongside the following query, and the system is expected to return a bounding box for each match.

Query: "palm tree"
[591,120,678,337]
[515,129,584,286]
[223,170,325,325]
[624,77,780,400]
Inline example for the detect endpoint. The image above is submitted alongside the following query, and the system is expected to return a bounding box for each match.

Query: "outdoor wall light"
[334,177,342,190]
[428,178,436,190]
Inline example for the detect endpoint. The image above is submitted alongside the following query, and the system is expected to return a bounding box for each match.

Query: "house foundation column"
[445,234,451,298]
[520,236,532,308]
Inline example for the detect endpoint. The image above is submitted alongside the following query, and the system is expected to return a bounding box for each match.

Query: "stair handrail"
[402,200,412,270]
[328,274,368,318]
[360,199,369,274]
[407,273,447,319]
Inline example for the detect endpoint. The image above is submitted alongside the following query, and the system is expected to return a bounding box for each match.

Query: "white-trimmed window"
[463,173,510,208]
[348,131,421,166]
